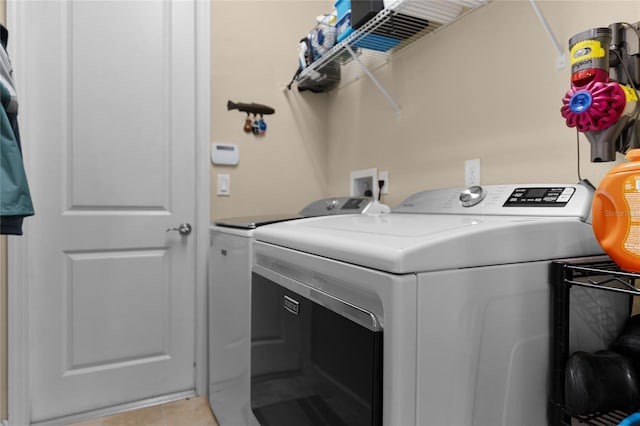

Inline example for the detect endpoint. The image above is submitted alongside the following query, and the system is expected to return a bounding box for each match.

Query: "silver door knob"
[166,223,192,236]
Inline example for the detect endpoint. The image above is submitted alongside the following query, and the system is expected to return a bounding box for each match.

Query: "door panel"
[17,1,199,422]
[65,249,170,370]
[70,1,168,209]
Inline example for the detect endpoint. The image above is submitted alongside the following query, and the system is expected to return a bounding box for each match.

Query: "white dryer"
[250,183,618,426]
[208,197,389,426]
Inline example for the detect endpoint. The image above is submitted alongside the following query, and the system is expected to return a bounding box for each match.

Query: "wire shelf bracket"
[344,44,401,117]
[529,0,566,69]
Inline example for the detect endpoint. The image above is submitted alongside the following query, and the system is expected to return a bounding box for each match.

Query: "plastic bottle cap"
[569,91,593,113]
[625,149,640,161]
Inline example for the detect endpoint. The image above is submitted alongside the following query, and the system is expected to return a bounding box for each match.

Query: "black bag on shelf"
[351,0,384,30]
[296,62,341,93]
[610,314,640,367]
[287,34,341,93]
[564,350,640,416]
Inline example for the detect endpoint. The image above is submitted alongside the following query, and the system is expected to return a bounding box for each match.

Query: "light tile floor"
[68,396,218,426]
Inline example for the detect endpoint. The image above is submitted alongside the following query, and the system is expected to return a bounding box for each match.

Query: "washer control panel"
[393,183,593,219]
[300,197,373,216]
[503,187,575,207]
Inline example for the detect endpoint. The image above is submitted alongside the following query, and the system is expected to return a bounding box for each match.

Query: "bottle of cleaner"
[592,149,640,272]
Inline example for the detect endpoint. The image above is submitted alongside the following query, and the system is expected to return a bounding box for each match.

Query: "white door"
[6,0,209,423]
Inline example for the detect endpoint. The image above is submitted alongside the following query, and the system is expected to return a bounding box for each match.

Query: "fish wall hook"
[228,101,274,136]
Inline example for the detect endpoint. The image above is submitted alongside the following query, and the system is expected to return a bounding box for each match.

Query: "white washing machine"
[249,183,623,426]
[208,197,389,426]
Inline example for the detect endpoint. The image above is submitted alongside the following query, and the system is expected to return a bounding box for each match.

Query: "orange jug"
[592,149,640,272]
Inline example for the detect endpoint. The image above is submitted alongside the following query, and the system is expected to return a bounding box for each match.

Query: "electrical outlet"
[465,159,480,186]
[378,171,389,194]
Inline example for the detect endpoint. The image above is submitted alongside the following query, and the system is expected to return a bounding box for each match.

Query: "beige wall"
[210,1,333,220]
[0,232,4,422]
[0,236,4,421]
[325,0,640,206]
[211,1,640,219]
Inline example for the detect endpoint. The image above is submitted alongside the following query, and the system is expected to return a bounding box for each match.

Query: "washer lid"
[254,214,602,273]
[213,196,379,229]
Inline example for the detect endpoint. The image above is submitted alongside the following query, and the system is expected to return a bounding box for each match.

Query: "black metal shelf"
[571,410,632,426]
[549,256,640,426]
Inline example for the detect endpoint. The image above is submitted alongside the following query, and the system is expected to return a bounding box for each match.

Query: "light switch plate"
[217,174,230,196]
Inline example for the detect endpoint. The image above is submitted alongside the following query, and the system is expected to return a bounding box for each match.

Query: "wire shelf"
[572,410,634,426]
[559,257,640,297]
[297,0,489,90]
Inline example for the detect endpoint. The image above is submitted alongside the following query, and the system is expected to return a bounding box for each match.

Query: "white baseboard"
[30,390,196,426]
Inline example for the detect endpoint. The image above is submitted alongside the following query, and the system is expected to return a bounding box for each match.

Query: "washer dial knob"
[460,186,487,207]
[325,199,339,210]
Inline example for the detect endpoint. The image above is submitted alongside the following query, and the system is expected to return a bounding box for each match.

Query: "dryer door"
[251,271,383,426]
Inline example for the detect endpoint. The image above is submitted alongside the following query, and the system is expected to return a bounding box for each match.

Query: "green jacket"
[1,80,34,228]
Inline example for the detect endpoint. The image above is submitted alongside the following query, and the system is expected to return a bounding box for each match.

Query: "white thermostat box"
[211,143,239,166]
